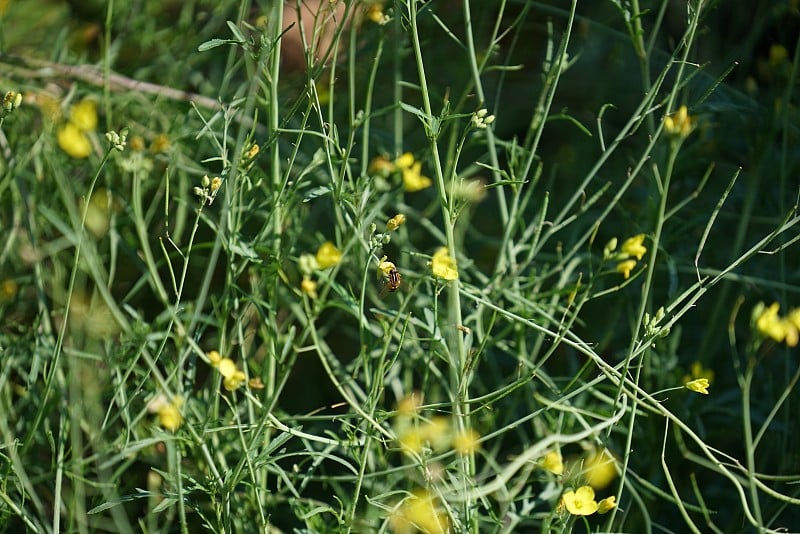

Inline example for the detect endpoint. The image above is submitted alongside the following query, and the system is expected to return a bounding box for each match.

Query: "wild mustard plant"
[2,1,799,532]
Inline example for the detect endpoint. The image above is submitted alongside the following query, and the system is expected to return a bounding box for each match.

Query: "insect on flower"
[385,266,402,292]
[377,256,402,297]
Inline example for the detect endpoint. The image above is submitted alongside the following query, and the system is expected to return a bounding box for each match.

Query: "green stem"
[407,0,473,526]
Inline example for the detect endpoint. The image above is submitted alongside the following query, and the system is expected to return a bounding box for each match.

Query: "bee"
[377,256,402,297]
[384,266,402,292]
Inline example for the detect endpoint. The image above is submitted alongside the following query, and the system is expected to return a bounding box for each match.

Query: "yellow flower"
[561,486,598,516]
[315,241,342,269]
[149,394,184,432]
[389,489,449,534]
[209,176,222,194]
[368,154,395,175]
[301,276,318,299]
[208,350,222,366]
[378,256,397,277]
[542,450,564,475]
[245,142,259,160]
[398,428,424,455]
[421,416,451,452]
[223,371,247,391]
[387,213,406,231]
[788,308,800,330]
[367,4,389,24]
[616,259,637,279]
[431,247,458,280]
[70,99,98,132]
[663,105,694,138]
[216,356,247,391]
[597,496,617,514]
[784,323,800,347]
[396,153,432,192]
[397,417,451,455]
[397,392,422,417]
[685,378,710,395]
[395,152,416,169]
[584,449,617,490]
[401,161,432,192]
[150,133,171,153]
[217,357,238,378]
[453,429,481,455]
[683,361,714,385]
[756,302,786,343]
[157,397,184,432]
[57,122,92,158]
[621,234,647,260]
[129,135,146,151]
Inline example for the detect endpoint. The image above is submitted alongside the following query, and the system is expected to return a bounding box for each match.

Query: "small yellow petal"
[402,162,432,192]
[368,155,395,174]
[542,451,564,475]
[597,496,617,514]
[57,122,92,158]
[394,152,415,169]
[387,213,406,231]
[453,429,481,455]
[621,234,647,260]
[431,247,458,280]
[316,242,343,269]
[70,99,98,132]
[156,396,184,432]
[685,378,710,395]
[584,449,617,489]
[561,486,598,516]
[301,276,318,298]
[397,392,422,417]
[217,358,238,379]
[616,259,637,279]
[389,489,449,534]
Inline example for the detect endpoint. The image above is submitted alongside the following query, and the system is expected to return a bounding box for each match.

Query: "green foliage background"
[1,0,799,532]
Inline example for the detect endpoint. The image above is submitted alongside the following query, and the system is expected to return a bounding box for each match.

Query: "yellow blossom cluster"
[542,450,564,475]
[386,213,406,231]
[430,247,458,281]
[369,152,432,192]
[388,488,449,534]
[315,241,342,269]
[663,105,694,139]
[392,393,480,457]
[583,449,618,490]
[208,350,247,391]
[682,361,713,395]
[543,447,619,516]
[377,255,398,281]
[561,486,616,516]
[298,241,344,299]
[147,394,184,432]
[755,302,800,347]
[57,98,98,159]
[685,378,710,395]
[365,2,390,25]
[605,234,647,280]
